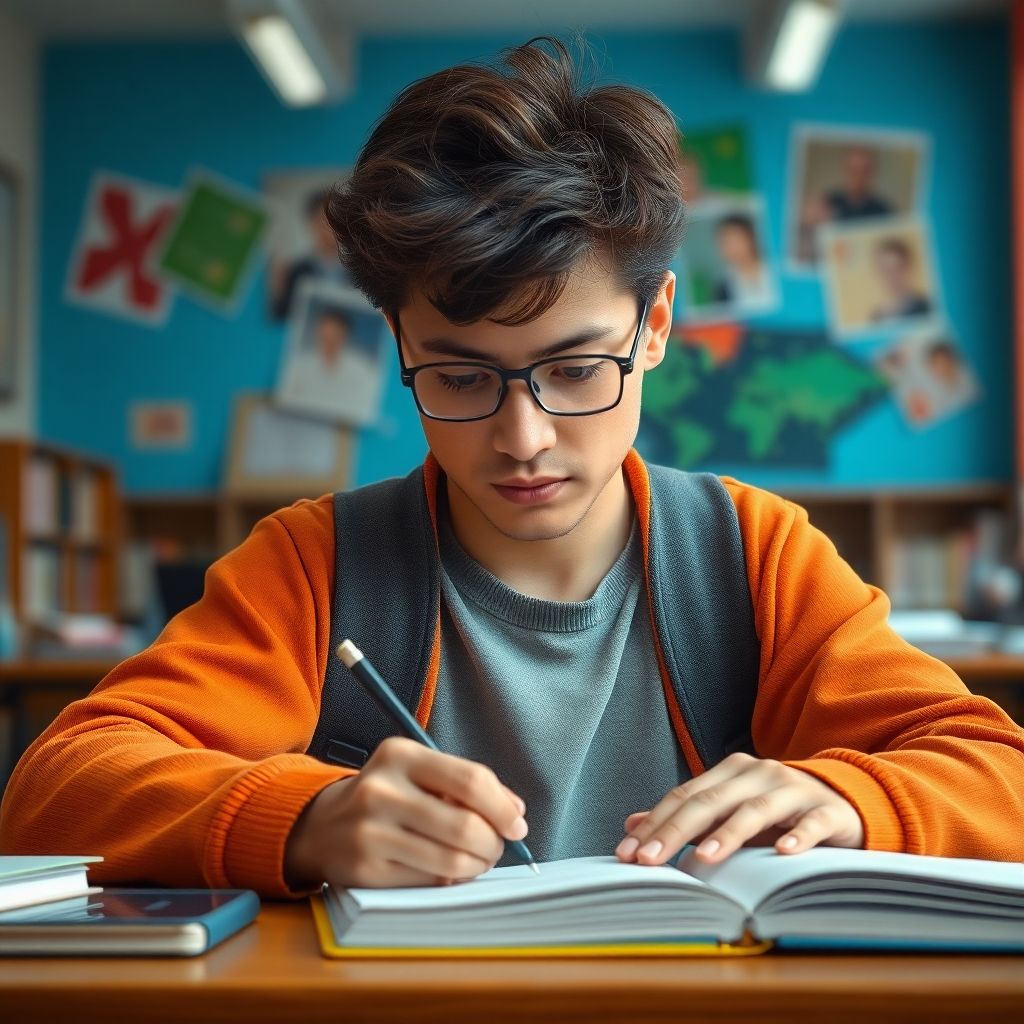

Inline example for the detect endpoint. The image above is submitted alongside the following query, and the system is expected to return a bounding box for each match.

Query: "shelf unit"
[0,440,121,622]
[779,483,1013,611]
[119,479,1018,616]
[124,492,314,561]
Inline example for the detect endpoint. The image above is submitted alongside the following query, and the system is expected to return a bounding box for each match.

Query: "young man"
[2,38,1022,897]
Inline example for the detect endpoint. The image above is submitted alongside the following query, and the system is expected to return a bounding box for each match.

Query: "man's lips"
[489,477,569,505]
[492,477,567,488]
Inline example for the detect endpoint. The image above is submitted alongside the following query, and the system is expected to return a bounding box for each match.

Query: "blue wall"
[38,21,1012,493]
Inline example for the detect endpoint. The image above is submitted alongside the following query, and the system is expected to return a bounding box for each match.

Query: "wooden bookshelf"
[120,480,1018,617]
[0,440,121,623]
[124,491,317,562]
[779,483,1014,612]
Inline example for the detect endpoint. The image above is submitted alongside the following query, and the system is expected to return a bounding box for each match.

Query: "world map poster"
[637,327,887,470]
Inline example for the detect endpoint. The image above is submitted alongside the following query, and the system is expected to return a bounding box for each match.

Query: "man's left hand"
[615,753,865,866]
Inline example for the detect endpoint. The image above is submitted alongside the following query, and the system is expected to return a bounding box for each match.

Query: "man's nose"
[489,379,557,463]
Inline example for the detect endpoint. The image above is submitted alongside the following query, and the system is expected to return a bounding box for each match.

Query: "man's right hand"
[284,736,528,890]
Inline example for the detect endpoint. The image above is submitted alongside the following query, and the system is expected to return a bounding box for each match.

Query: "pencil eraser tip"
[337,639,361,668]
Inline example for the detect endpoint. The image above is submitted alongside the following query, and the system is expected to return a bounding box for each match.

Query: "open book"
[313,847,1024,958]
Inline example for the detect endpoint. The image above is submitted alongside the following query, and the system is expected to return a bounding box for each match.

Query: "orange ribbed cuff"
[784,752,912,854]
[212,757,355,898]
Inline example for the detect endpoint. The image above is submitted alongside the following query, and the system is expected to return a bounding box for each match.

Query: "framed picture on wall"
[0,162,17,398]
[785,124,929,272]
[224,392,355,498]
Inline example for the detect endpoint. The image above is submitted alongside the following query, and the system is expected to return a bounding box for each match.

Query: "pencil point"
[529,862,541,876]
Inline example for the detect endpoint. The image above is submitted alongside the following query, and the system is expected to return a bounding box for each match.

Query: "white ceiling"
[0,0,1009,39]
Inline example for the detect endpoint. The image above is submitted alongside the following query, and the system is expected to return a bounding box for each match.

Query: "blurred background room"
[0,0,1022,783]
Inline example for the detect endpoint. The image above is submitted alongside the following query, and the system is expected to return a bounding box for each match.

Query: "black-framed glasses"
[395,298,650,422]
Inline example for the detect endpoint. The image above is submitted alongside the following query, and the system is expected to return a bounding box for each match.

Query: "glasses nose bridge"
[494,363,544,414]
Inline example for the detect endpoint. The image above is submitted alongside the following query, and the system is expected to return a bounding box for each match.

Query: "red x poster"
[65,173,179,326]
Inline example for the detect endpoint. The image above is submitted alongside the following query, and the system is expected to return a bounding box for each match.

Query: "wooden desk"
[945,653,1024,684]
[1,902,1021,1023]
[946,654,1024,723]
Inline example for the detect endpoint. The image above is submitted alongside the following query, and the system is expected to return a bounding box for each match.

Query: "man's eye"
[553,361,606,382]
[438,372,486,391]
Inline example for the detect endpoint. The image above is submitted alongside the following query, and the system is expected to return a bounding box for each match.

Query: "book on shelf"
[25,611,142,660]
[0,856,103,914]
[21,547,62,621]
[21,455,58,536]
[313,847,1024,958]
[71,467,101,543]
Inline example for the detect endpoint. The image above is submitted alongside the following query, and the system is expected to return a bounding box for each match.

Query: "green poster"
[158,174,269,310]
[679,125,754,194]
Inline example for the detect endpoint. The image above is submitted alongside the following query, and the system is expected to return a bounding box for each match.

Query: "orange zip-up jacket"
[2,450,1023,896]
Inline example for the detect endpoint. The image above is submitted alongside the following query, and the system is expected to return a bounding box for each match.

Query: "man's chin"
[477,493,586,543]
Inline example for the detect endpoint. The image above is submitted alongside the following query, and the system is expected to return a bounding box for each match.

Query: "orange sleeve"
[0,497,355,898]
[725,477,1024,861]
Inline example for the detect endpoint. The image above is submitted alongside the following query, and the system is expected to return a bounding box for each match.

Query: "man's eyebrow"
[417,325,617,362]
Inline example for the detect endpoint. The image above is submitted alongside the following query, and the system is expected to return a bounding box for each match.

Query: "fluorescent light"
[763,0,839,91]
[228,0,353,107]
[241,13,327,106]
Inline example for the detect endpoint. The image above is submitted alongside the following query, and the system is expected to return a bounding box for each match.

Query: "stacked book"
[0,856,103,924]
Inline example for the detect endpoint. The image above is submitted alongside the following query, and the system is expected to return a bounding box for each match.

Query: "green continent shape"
[727,352,883,460]
[642,343,709,419]
[669,419,716,468]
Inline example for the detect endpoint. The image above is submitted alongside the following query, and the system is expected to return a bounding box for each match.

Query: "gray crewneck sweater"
[427,490,691,867]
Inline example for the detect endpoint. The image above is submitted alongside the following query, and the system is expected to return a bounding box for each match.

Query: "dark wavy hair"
[325,35,686,326]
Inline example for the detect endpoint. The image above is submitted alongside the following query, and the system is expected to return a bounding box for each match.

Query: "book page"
[343,855,717,912]
[679,845,1024,913]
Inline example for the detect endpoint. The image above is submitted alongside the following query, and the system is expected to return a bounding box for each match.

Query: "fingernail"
[508,816,528,840]
[779,835,798,850]
[616,836,640,859]
[697,838,720,857]
[637,839,663,860]
[514,795,526,815]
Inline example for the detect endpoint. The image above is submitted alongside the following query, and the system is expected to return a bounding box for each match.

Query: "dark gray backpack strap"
[645,465,760,767]
[306,465,439,769]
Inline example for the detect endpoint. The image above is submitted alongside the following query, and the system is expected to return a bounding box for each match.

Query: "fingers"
[615,755,864,867]
[395,791,505,867]
[774,805,842,856]
[624,811,649,832]
[616,754,759,864]
[503,784,527,817]
[682,788,810,863]
[400,741,527,841]
[383,821,496,882]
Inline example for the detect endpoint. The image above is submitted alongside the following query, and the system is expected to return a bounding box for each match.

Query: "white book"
[319,848,1024,955]
[0,856,103,913]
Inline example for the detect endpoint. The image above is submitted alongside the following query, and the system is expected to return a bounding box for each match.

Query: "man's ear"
[642,271,675,371]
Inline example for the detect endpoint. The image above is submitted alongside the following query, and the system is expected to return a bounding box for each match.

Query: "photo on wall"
[786,125,929,271]
[819,215,941,339]
[874,325,981,430]
[275,280,391,428]
[675,196,778,324]
[224,393,354,497]
[264,168,350,323]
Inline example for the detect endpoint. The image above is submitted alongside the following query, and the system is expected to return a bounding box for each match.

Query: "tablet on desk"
[0,888,260,956]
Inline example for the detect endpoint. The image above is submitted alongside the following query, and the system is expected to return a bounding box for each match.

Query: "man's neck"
[444,468,635,603]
